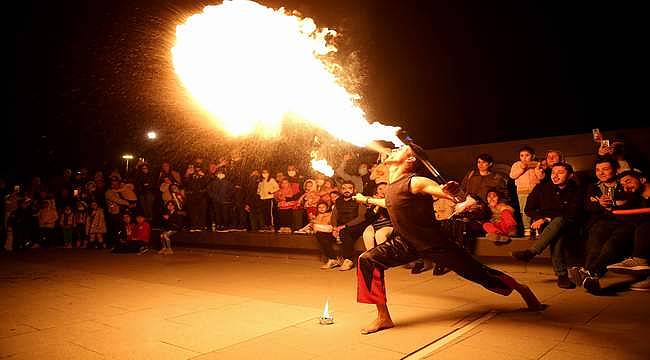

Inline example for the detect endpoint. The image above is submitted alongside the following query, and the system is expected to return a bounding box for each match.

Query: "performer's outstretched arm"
[410,176,457,201]
[353,194,386,208]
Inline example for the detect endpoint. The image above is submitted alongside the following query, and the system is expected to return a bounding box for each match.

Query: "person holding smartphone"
[509,146,545,237]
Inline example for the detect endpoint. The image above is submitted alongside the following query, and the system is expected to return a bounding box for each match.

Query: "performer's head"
[384,145,417,169]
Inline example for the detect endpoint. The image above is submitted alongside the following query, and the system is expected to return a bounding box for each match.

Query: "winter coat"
[86,208,107,234]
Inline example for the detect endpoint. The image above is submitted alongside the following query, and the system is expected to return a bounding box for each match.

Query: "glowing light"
[322,299,331,318]
[147,131,157,140]
[172,0,403,147]
[122,154,134,160]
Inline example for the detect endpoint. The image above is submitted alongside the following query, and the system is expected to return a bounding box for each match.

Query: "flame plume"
[172,0,403,148]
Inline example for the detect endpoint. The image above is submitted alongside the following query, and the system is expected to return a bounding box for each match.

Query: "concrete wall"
[423,127,650,181]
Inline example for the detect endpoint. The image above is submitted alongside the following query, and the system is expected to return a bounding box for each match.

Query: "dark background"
[7,0,644,179]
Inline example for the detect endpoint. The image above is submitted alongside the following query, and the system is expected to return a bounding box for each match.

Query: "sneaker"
[339,259,355,271]
[158,248,166,254]
[568,266,587,287]
[320,259,341,270]
[411,260,432,274]
[607,257,650,273]
[165,248,174,255]
[138,247,149,255]
[494,236,512,246]
[432,263,451,276]
[583,274,601,294]
[511,249,536,262]
[557,274,576,289]
[630,277,650,292]
[293,229,308,234]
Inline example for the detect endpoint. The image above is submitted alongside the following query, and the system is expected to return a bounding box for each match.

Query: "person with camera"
[509,146,545,237]
[512,163,583,288]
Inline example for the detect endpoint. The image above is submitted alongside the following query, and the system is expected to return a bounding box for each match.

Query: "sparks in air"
[172,0,403,148]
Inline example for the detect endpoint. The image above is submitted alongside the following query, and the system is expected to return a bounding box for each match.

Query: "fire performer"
[352,145,543,334]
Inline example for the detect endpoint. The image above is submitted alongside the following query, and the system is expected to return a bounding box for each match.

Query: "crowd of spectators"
[1,132,648,293]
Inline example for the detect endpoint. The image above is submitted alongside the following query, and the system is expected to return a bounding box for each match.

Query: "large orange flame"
[172,0,403,148]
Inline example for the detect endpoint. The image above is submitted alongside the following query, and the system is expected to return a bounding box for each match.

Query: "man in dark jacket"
[512,162,583,288]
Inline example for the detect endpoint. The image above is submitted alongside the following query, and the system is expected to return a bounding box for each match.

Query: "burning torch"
[395,130,468,207]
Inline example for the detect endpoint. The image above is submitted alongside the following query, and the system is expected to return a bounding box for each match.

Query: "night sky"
[7,0,642,179]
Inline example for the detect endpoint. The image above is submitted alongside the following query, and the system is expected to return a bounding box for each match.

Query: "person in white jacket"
[257,169,279,230]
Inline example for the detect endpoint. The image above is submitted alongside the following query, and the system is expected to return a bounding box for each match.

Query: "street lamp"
[147,131,157,140]
[122,154,134,173]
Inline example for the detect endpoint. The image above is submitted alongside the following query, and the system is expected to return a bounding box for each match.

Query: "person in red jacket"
[112,214,150,255]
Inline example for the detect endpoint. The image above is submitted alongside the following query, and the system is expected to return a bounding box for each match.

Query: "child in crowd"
[482,190,517,245]
[509,146,545,236]
[74,201,88,248]
[121,181,139,209]
[132,214,151,254]
[59,206,75,248]
[112,213,135,253]
[295,201,332,234]
[299,179,321,222]
[160,201,183,254]
[86,201,107,249]
[37,199,58,248]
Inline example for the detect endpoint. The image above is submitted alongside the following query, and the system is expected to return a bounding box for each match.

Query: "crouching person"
[160,201,183,255]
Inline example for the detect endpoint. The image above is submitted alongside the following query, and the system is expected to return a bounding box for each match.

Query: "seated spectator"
[160,176,173,203]
[509,146,545,236]
[482,190,517,245]
[606,170,650,291]
[160,201,184,255]
[59,205,75,248]
[460,153,509,205]
[275,178,302,232]
[316,181,366,271]
[511,163,583,288]
[132,214,150,250]
[169,183,185,211]
[295,201,332,235]
[362,183,393,250]
[86,201,107,249]
[299,179,321,223]
[569,157,636,293]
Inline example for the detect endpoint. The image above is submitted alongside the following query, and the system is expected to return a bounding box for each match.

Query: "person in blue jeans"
[512,163,583,288]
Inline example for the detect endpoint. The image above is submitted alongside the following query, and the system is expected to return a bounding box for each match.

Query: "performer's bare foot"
[496,274,544,310]
[360,316,395,335]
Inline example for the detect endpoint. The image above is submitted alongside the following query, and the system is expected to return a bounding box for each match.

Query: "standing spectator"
[509,146,545,236]
[206,166,234,231]
[86,201,107,249]
[169,183,185,212]
[512,163,583,288]
[105,178,133,247]
[74,201,88,248]
[160,201,184,255]
[159,162,182,185]
[245,170,264,231]
[37,198,58,248]
[135,164,156,221]
[482,190,517,245]
[9,199,32,250]
[540,150,564,183]
[59,205,75,248]
[184,162,209,231]
[358,162,375,196]
[159,177,173,203]
[257,169,279,231]
[336,153,363,194]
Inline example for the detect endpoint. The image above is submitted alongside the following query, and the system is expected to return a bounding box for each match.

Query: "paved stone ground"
[1,248,648,359]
